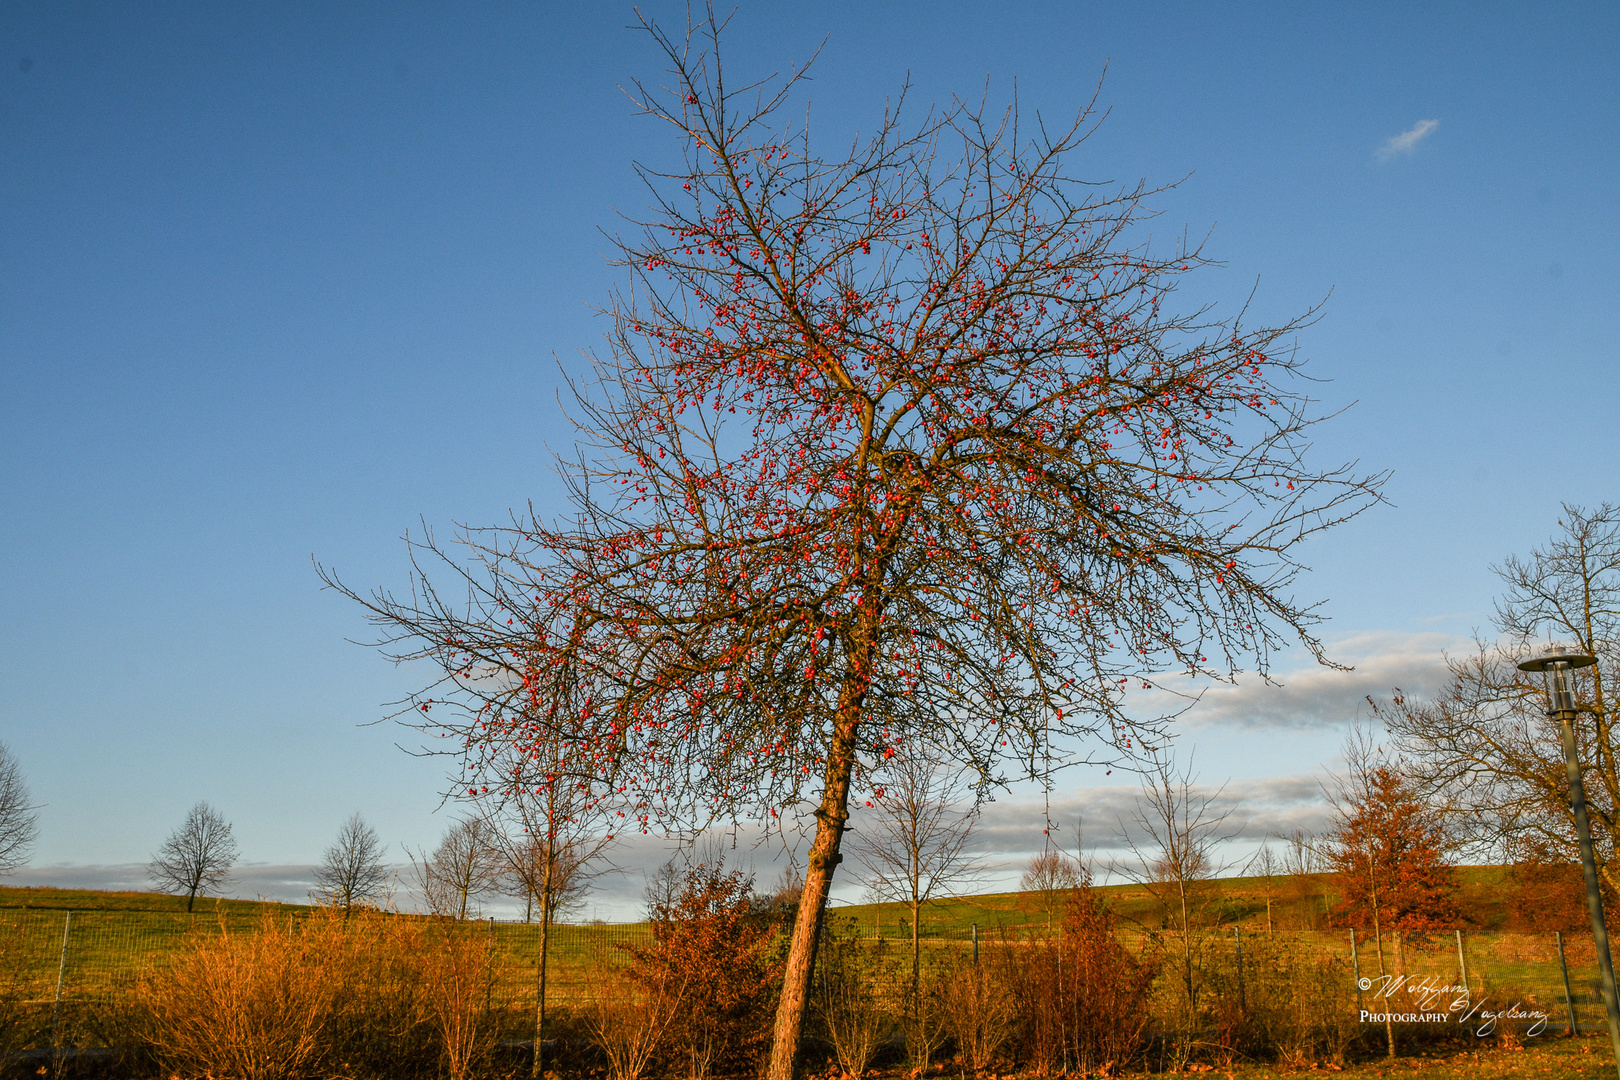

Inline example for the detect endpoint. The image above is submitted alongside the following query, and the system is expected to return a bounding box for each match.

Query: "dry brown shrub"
[1204,935,1356,1069]
[996,884,1156,1075]
[136,908,508,1080]
[137,911,345,1080]
[1471,974,1552,1049]
[813,920,893,1078]
[625,860,783,1078]
[587,967,685,1080]
[414,918,507,1080]
[936,956,1013,1074]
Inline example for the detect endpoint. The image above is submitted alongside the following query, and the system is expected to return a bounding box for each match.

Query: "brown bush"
[136,909,506,1080]
[1202,934,1357,1069]
[996,883,1156,1075]
[936,955,1013,1074]
[588,968,685,1080]
[137,912,345,1080]
[813,918,893,1078]
[1507,849,1588,933]
[414,918,507,1080]
[625,860,783,1078]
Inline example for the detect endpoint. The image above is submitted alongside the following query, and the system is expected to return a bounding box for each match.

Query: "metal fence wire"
[0,909,1611,1055]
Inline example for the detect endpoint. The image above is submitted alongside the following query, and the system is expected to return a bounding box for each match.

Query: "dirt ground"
[1174,1033,1615,1079]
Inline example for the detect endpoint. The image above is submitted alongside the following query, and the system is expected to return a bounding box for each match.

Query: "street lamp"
[1519,644,1620,1067]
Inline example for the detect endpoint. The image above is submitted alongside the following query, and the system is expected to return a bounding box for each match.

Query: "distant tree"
[415,817,502,920]
[0,742,39,876]
[1271,827,1327,928]
[149,801,239,912]
[1323,728,1461,950]
[1019,848,1083,919]
[311,812,389,912]
[848,752,983,1050]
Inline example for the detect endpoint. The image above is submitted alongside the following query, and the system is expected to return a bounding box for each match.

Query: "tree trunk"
[910,896,921,1018]
[765,708,863,1080]
[534,895,551,1078]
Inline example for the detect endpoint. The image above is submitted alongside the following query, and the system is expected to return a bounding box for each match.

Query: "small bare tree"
[311,812,389,912]
[1245,842,1281,937]
[0,742,40,876]
[1019,848,1083,921]
[483,752,617,1079]
[415,817,502,920]
[149,801,239,912]
[849,752,983,1046]
[1118,753,1236,1044]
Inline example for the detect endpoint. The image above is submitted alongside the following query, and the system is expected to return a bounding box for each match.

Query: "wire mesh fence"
[0,907,1610,1055]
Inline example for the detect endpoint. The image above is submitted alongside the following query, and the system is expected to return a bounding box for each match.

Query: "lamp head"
[1518,644,1597,715]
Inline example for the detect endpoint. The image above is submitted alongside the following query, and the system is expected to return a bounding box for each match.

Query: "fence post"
[1234,926,1244,1011]
[971,922,978,967]
[1350,927,1363,1014]
[50,911,71,1078]
[1455,929,1469,996]
[1558,930,1578,1037]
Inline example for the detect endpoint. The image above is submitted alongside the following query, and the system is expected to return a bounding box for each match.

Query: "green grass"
[0,866,1585,1011]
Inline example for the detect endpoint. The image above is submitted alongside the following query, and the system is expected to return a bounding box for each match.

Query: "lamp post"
[1518,644,1620,1068]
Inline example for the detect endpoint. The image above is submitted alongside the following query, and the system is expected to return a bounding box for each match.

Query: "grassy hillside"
[2,862,1522,930]
[0,883,311,916]
[827,863,1522,936]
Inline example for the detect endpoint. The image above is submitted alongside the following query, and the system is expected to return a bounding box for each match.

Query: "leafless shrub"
[814,917,893,1078]
[587,968,685,1080]
[416,918,505,1080]
[937,955,1014,1074]
[137,912,342,1080]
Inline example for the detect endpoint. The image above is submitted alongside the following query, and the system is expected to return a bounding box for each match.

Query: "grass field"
[2,873,1615,1075]
[0,866,1605,1035]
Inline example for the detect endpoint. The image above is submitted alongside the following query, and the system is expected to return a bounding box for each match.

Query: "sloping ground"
[829,863,1521,936]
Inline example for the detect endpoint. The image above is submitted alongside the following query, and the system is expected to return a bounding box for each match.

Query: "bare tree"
[149,801,239,912]
[849,752,983,1027]
[325,14,1383,1075]
[1377,504,1620,892]
[481,733,618,1080]
[414,817,503,920]
[1244,842,1282,937]
[0,742,39,876]
[1019,848,1083,921]
[311,812,389,912]
[1117,753,1236,1042]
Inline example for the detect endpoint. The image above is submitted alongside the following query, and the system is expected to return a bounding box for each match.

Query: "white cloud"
[1377,118,1440,160]
[1143,631,1461,732]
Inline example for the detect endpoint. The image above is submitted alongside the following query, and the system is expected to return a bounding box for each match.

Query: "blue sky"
[2,2,1616,915]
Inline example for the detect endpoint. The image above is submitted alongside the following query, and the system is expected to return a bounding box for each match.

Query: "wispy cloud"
[1377,119,1440,160]
[1140,631,1461,732]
